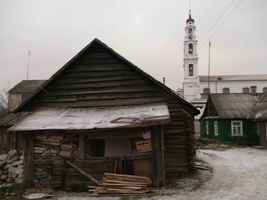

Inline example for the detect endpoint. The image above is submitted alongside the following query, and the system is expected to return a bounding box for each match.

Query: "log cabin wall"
[17,40,196,185]
[31,128,154,190]
[0,128,17,153]
[32,132,114,190]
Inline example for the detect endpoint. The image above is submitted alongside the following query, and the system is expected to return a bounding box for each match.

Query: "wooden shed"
[8,39,199,189]
[0,80,45,153]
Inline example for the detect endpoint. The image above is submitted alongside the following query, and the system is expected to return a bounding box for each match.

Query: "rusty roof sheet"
[9,103,170,132]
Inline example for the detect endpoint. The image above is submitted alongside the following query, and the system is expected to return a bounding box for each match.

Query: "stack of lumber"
[92,173,152,195]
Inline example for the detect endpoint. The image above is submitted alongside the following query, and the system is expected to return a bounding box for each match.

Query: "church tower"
[183,10,200,102]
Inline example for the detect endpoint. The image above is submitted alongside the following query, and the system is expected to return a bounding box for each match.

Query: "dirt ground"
[56,147,267,200]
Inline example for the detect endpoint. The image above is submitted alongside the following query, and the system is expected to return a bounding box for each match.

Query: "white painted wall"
[200,80,267,94]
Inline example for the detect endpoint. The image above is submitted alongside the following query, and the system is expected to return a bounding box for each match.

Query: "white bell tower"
[183,10,200,102]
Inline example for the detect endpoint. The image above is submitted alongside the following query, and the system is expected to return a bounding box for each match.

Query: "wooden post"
[160,125,166,185]
[151,126,164,187]
[79,134,85,159]
[23,133,34,186]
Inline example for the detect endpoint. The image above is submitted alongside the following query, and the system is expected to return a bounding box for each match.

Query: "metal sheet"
[9,103,170,131]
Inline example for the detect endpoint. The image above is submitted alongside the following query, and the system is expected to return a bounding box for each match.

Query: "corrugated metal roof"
[209,94,257,119]
[199,74,267,82]
[9,80,46,94]
[9,103,170,132]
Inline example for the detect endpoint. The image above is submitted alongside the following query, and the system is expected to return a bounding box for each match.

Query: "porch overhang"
[9,103,170,132]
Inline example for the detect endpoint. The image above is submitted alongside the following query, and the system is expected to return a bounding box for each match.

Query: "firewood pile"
[91,173,152,195]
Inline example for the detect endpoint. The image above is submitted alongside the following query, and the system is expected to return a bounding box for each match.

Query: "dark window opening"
[250,86,257,94]
[263,87,267,94]
[243,87,249,94]
[189,64,194,76]
[188,28,192,33]
[188,43,193,54]
[222,88,230,94]
[203,88,210,95]
[85,139,105,157]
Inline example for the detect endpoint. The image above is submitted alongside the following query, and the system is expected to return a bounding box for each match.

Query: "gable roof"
[199,74,267,82]
[202,94,257,119]
[254,94,267,120]
[9,80,46,94]
[14,38,199,115]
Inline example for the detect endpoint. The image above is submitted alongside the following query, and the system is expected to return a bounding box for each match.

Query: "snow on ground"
[57,147,267,200]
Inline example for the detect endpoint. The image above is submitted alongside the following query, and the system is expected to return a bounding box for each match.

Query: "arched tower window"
[188,64,194,76]
[188,43,193,54]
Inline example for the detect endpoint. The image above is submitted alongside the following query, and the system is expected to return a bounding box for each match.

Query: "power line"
[198,0,244,48]
[207,0,237,37]
[208,0,243,39]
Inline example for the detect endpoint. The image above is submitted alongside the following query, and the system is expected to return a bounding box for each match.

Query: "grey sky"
[0,0,266,92]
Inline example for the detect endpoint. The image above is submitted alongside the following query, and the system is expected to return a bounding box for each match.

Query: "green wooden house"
[201,94,259,145]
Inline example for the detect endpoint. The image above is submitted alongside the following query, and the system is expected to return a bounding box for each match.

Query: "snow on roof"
[9,103,170,132]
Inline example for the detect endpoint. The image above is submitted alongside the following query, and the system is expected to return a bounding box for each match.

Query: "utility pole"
[208,41,211,93]
[26,50,31,80]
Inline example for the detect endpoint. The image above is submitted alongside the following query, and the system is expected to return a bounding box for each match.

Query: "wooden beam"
[23,133,34,186]
[78,134,85,159]
[160,125,166,186]
[151,126,163,187]
[65,160,99,185]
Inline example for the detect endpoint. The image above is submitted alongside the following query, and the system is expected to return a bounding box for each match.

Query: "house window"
[203,88,210,95]
[214,121,219,136]
[189,64,194,76]
[205,121,209,135]
[85,139,105,157]
[243,87,249,94]
[263,87,267,94]
[250,86,257,94]
[222,88,230,94]
[231,120,243,136]
[188,43,193,54]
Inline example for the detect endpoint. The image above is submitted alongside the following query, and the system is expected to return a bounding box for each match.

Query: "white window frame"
[231,120,243,136]
[214,121,219,136]
[205,121,209,135]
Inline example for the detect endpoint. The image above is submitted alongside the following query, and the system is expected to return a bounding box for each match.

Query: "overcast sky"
[0,0,266,92]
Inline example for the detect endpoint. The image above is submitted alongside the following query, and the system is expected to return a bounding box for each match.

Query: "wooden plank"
[160,125,166,186]
[38,87,157,97]
[56,75,142,84]
[36,98,164,108]
[79,134,85,159]
[151,126,163,187]
[65,160,99,185]
[23,133,34,186]
[48,80,149,90]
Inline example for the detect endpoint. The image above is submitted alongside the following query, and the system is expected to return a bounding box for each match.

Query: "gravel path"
[145,147,267,200]
[57,147,267,200]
